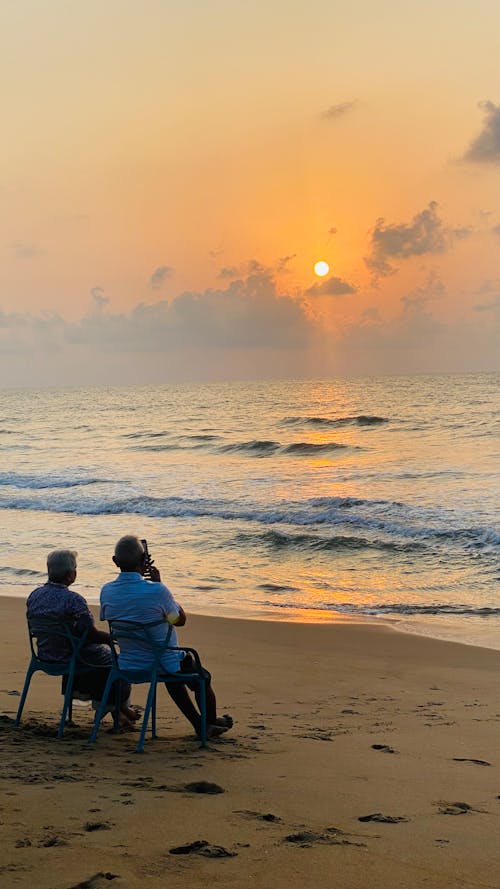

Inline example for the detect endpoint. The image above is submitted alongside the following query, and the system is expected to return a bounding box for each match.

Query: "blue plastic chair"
[15,616,93,738]
[89,619,208,752]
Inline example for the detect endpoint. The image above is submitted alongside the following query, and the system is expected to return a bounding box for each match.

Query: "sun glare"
[314,260,329,277]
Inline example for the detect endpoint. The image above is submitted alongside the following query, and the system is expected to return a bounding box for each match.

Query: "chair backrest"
[27,615,89,663]
[108,619,173,671]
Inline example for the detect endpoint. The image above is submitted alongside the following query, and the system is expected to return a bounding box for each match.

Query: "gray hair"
[114,535,144,571]
[47,549,78,583]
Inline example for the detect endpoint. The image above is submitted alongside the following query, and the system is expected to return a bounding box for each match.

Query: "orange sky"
[0,1,499,385]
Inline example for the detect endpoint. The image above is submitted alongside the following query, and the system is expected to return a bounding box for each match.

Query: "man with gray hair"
[27,549,139,726]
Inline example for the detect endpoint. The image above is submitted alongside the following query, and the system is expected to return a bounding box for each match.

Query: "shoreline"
[3,584,500,655]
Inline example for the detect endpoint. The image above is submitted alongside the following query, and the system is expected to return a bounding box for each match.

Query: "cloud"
[149,265,173,289]
[7,240,41,259]
[0,271,498,385]
[328,227,338,237]
[365,202,448,278]
[450,225,473,241]
[64,273,317,353]
[276,254,297,273]
[321,100,358,121]
[474,294,500,312]
[331,289,499,375]
[463,101,500,165]
[305,276,356,297]
[400,272,445,312]
[218,259,267,279]
[90,287,109,308]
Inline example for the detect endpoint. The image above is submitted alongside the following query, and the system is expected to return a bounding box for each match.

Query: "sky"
[1,0,499,386]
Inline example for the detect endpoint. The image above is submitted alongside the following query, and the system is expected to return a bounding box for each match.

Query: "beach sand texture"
[2,596,500,889]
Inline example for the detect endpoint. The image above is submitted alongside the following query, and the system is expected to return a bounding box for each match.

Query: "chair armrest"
[159,645,205,674]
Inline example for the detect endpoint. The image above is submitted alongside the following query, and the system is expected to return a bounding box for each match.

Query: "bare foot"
[214,714,233,730]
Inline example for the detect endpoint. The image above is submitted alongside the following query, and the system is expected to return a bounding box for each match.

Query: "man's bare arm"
[171,605,186,627]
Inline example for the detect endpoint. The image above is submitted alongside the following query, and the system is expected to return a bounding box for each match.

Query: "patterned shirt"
[26,581,111,666]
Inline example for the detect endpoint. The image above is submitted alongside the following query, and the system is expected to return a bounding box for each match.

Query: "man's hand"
[148,565,161,583]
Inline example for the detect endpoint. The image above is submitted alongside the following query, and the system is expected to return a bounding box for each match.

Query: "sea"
[0,374,498,649]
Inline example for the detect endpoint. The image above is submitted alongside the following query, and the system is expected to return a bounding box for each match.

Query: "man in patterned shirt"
[27,549,138,726]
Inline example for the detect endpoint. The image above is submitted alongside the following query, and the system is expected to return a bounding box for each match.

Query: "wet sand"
[2,595,500,889]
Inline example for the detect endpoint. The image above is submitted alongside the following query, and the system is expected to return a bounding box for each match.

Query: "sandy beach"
[2,595,500,889]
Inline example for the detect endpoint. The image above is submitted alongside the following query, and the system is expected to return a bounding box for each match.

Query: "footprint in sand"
[66,873,119,888]
[358,813,410,824]
[437,801,487,815]
[452,757,491,766]
[169,839,237,858]
[371,744,398,754]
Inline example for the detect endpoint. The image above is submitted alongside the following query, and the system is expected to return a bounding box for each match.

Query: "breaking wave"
[281,415,389,427]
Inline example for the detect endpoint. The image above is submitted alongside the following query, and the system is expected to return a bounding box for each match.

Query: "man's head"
[113,535,146,573]
[47,549,77,586]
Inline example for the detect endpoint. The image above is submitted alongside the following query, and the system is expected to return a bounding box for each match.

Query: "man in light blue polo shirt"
[100,535,232,740]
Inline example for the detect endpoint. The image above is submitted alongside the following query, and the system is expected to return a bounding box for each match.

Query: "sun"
[314,260,329,277]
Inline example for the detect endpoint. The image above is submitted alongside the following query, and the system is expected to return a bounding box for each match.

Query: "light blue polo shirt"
[100,572,184,672]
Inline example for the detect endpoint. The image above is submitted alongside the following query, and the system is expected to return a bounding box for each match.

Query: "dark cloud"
[149,265,173,289]
[321,100,358,121]
[305,276,356,297]
[463,101,500,165]
[276,254,297,273]
[365,202,447,278]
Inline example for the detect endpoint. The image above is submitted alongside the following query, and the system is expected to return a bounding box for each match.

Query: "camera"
[141,538,153,578]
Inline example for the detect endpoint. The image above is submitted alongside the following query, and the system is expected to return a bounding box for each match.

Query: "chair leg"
[59,672,75,738]
[136,681,156,754]
[15,665,35,726]
[198,679,207,748]
[151,683,157,738]
[89,673,115,744]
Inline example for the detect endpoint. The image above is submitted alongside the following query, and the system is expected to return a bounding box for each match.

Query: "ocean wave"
[181,434,221,442]
[123,431,171,439]
[127,443,188,452]
[219,440,280,455]
[0,490,496,552]
[0,566,43,577]
[282,441,349,454]
[219,439,357,456]
[281,415,389,427]
[235,530,426,553]
[0,471,113,490]
[265,601,500,617]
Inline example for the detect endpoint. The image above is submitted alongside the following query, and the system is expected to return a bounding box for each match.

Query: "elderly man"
[27,549,138,727]
[100,535,232,739]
